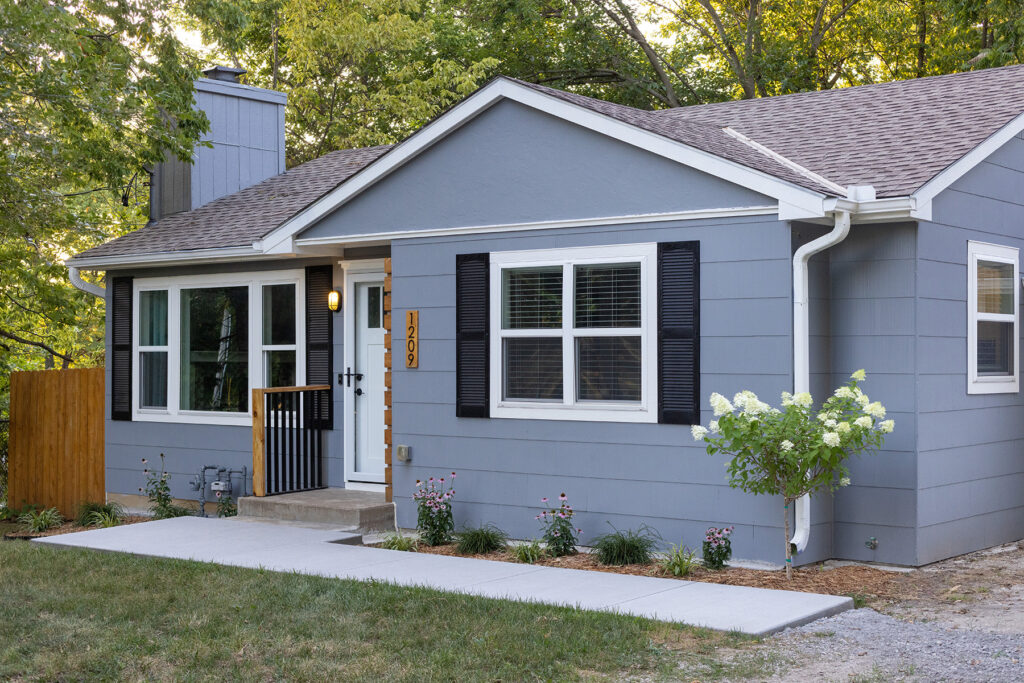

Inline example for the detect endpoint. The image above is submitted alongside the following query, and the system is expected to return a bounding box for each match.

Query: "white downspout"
[68,266,106,299]
[790,206,852,554]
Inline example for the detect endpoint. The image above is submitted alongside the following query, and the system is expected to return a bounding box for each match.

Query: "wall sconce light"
[327,290,340,312]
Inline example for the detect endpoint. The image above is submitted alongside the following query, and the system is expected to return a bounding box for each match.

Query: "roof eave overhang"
[66,246,273,270]
[256,77,833,255]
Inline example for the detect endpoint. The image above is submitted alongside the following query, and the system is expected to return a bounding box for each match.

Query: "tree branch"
[0,328,75,364]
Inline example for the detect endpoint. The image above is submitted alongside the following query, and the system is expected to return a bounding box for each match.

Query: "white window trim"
[132,270,306,425]
[489,243,657,423]
[967,240,1019,395]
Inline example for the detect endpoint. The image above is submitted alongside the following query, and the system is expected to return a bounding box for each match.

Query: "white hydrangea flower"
[856,393,870,408]
[691,425,708,441]
[855,416,873,429]
[780,440,794,452]
[866,402,886,419]
[834,386,855,399]
[879,419,895,433]
[824,419,838,428]
[792,392,813,407]
[709,393,733,416]
[839,476,852,487]
[817,412,829,422]
[836,421,851,433]
[823,431,841,447]
[851,369,866,381]
[709,420,720,434]
[781,391,794,406]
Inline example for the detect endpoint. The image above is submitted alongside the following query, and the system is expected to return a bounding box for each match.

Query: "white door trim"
[342,263,387,485]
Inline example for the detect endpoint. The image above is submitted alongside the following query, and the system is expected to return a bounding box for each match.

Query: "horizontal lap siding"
[828,223,918,565]
[390,216,809,564]
[915,134,1024,564]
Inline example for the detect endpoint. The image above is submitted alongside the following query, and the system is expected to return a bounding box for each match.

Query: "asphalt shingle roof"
[75,65,1024,262]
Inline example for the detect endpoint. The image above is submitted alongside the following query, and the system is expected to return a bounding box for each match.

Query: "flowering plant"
[413,473,456,546]
[702,526,734,570]
[536,493,580,557]
[139,454,191,519]
[692,370,893,578]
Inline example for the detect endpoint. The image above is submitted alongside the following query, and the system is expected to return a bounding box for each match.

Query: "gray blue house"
[68,64,1024,567]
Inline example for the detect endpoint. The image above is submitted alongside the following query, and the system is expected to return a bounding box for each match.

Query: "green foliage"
[513,540,544,564]
[456,524,508,554]
[592,523,660,565]
[701,526,733,570]
[86,510,121,528]
[413,474,456,546]
[216,495,237,518]
[536,494,580,557]
[660,543,698,577]
[378,532,418,551]
[75,501,125,527]
[141,454,192,519]
[18,507,64,533]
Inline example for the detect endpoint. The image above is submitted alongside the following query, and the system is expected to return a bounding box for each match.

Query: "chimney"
[149,65,287,221]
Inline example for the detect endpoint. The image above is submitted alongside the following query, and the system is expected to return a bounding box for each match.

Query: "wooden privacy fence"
[8,368,104,516]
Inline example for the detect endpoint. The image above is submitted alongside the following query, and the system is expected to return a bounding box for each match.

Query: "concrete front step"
[238,488,394,532]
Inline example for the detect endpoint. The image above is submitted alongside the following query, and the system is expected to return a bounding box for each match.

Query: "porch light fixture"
[327,290,341,312]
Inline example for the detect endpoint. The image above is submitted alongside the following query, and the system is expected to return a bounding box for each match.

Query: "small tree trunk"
[783,497,792,580]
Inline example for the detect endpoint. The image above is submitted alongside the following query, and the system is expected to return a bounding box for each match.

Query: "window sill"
[967,377,1020,395]
[490,402,656,423]
[131,410,252,427]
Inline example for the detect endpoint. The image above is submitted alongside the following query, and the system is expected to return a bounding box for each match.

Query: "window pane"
[262,284,296,345]
[502,267,562,329]
[140,351,168,408]
[576,336,641,401]
[978,320,1014,376]
[503,338,563,400]
[367,286,381,329]
[180,286,249,412]
[139,290,167,346]
[264,350,296,388]
[978,260,1014,314]
[575,263,641,328]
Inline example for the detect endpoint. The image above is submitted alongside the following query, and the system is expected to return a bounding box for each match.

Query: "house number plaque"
[405,310,419,368]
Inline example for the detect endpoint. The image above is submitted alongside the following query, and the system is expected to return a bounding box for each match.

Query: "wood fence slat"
[8,368,105,517]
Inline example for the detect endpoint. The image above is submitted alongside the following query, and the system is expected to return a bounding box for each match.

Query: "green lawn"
[0,541,774,681]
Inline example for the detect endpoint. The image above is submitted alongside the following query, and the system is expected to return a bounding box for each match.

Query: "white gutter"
[790,188,864,553]
[68,266,106,298]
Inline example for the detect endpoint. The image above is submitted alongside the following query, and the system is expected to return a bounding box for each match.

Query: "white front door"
[347,277,386,483]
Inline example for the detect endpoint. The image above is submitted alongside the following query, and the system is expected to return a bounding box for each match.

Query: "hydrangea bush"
[702,526,734,570]
[692,370,893,578]
[413,473,456,546]
[536,493,581,557]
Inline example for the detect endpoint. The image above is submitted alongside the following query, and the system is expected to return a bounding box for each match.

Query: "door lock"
[354,388,363,396]
[341,367,365,387]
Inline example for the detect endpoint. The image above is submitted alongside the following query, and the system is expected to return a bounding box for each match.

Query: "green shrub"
[216,494,237,518]
[86,509,121,528]
[456,524,508,554]
[141,454,191,519]
[378,532,418,552]
[18,507,63,533]
[76,501,125,527]
[592,524,660,565]
[513,540,544,564]
[660,543,698,577]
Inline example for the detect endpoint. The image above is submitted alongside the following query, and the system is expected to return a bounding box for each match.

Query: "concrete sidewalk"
[33,517,852,636]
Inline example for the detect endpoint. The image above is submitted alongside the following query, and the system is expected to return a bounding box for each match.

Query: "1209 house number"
[406,310,419,368]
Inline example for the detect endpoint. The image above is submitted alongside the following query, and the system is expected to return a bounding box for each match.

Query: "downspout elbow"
[68,265,105,299]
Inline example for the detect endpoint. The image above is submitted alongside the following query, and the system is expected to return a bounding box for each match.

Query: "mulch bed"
[2,515,151,541]
[412,543,904,600]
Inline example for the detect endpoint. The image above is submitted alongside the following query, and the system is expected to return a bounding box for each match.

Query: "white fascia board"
[823,196,918,223]
[66,246,275,270]
[912,111,1024,220]
[259,78,827,253]
[294,206,779,246]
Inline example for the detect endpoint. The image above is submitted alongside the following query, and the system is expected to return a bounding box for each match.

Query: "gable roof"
[73,145,391,262]
[71,65,1024,266]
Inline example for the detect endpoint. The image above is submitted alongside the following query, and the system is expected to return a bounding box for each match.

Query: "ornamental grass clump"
[592,523,660,565]
[536,493,580,557]
[413,473,456,546]
[692,370,893,579]
[702,526,734,570]
[660,543,698,577]
[456,523,508,554]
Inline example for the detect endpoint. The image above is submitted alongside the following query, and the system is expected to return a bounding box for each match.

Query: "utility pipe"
[790,208,851,554]
[68,266,105,298]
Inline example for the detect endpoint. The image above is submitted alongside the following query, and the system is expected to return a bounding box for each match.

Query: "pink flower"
[541,497,548,503]
[215,491,222,498]
[559,493,567,501]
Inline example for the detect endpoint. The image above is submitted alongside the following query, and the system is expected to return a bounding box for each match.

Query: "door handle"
[342,367,364,386]
[354,388,363,396]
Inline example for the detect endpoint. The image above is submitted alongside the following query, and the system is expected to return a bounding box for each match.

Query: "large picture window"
[490,244,657,422]
[967,241,1019,394]
[133,271,305,425]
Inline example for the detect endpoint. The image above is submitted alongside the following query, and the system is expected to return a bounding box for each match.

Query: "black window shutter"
[658,242,700,425]
[305,265,334,428]
[110,276,133,421]
[456,253,490,417]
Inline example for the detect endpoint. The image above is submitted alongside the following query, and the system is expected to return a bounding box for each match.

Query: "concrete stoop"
[238,488,394,532]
